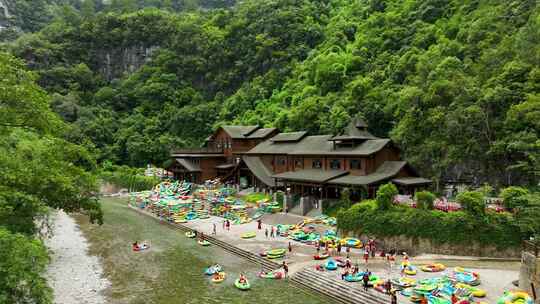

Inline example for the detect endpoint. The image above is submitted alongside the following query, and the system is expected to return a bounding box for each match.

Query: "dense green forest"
[2,0,538,188]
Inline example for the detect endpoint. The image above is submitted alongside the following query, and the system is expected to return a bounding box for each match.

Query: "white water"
[45,211,110,304]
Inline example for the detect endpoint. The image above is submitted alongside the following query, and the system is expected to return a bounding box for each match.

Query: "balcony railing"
[171,146,224,154]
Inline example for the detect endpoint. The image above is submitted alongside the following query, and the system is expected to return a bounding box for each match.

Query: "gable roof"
[242,156,276,187]
[220,126,260,139]
[392,177,432,185]
[174,158,201,172]
[272,169,349,183]
[247,127,277,139]
[270,131,308,142]
[246,134,391,156]
[330,116,377,141]
[329,161,407,186]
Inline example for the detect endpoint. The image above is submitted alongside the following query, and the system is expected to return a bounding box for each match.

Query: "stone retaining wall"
[340,231,521,258]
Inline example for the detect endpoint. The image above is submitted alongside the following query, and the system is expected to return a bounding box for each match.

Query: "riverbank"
[135,202,520,304]
[45,211,110,304]
[73,197,327,304]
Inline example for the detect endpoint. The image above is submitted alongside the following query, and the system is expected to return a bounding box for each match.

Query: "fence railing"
[171,147,224,154]
[523,240,540,257]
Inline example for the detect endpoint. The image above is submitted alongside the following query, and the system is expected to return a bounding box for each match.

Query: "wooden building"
[167,125,277,183]
[168,117,431,198]
[241,117,431,198]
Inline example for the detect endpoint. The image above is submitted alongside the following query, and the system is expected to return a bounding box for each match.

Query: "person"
[282,261,289,278]
[451,293,458,304]
[239,273,247,284]
[419,294,428,304]
[346,246,351,258]
[222,220,226,230]
[390,290,397,304]
[362,271,370,291]
[272,226,276,238]
[337,242,342,256]
[226,219,230,231]
[265,228,269,238]
[384,280,392,295]
[257,219,262,230]
[364,248,369,265]
[132,241,139,251]
[345,257,351,269]
[341,268,347,280]
[270,226,275,238]
[288,242,292,253]
[369,238,376,258]
[212,223,217,235]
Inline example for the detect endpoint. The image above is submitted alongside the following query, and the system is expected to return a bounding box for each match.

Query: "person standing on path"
[265,228,269,238]
[337,242,342,256]
[212,223,216,235]
[257,219,262,230]
[222,220,226,230]
[390,290,397,304]
[270,226,275,238]
[282,261,289,278]
[226,219,230,231]
[362,271,369,291]
[346,246,350,258]
[364,248,369,265]
[288,241,292,253]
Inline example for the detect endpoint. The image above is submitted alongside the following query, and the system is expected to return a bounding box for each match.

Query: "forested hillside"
[3,0,540,188]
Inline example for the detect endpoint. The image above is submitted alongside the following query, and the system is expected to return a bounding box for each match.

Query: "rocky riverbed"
[45,211,110,304]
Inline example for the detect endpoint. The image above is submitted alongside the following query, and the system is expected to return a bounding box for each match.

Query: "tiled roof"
[242,156,275,187]
[329,161,407,186]
[272,169,348,183]
[270,131,308,142]
[175,158,201,172]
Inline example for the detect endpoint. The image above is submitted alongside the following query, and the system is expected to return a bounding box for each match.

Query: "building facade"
[168,118,431,199]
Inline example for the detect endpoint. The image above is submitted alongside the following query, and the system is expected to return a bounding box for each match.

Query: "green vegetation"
[338,183,540,247]
[98,162,160,191]
[1,0,537,188]
[0,52,102,303]
[415,191,436,210]
[375,183,398,210]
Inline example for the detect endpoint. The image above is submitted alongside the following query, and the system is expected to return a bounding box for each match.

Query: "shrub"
[376,183,398,210]
[99,165,159,192]
[500,186,530,210]
[456,191,485,216]
[336,199,522,248]
[415,190,436,210]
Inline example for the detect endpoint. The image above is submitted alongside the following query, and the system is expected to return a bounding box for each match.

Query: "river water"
[69,198,326,304]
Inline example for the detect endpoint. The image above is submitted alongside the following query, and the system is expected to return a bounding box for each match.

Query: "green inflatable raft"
[234,279,250,291]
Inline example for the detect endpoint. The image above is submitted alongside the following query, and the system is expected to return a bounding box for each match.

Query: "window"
[330,159,341,170]
[350,159,362,170]
[312,159,322,169]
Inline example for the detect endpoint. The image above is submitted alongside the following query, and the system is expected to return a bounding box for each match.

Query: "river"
[64,198,327,304]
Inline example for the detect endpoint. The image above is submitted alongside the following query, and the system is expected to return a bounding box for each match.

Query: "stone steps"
[290,268,387,304]
[130,206,279,271]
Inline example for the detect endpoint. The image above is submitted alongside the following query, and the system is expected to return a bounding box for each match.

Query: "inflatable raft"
[234,279,251,291]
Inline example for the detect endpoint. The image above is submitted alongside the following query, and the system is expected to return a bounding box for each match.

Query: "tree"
[0,53,60,133]
[81,0,96,19]
[415,190,436,210]
[456,191,485,216]
[375,183,398,210]
[340,187,352,210]
[500,186,530,210]
[0,229,52,304]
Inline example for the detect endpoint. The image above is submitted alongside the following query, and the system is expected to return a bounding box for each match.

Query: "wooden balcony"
[171,147,224,154]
